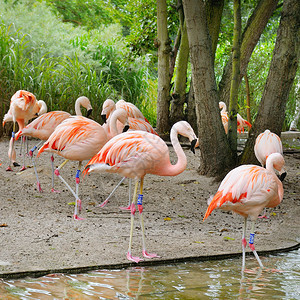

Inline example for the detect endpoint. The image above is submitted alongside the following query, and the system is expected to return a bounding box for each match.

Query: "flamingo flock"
[2,90,288,272]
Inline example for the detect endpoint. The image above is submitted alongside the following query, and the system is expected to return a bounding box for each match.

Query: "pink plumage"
[84,121,198,263]
[254,129,283,167]
[203,152,286,272]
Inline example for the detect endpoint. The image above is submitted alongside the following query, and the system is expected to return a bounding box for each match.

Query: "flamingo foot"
[13,162,20,167]
[98,199,109,208]
[127,252,143,263]
[120,205,131,211]
[142,250,160,259]
[6,166,13,171]
[73,214,84,221]
[51,188,61,193]
[37,182,43,193]
[19,166,26,172]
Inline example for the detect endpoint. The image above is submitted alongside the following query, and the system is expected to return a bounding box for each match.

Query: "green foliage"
[0,0,156,132]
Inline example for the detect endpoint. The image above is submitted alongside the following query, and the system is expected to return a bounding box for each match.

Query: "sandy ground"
[0,136,299,278]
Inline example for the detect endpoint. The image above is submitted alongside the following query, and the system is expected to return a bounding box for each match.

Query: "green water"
[0,249,299,299]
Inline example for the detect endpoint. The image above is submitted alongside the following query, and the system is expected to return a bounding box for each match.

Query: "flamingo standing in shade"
[203,153,286,273]
[219,102,252,134]
[15,96,93,193]
[99,108,158,209]
[3,90,44,171]
[254,129,283,168]
[101,99,149,124]
[84,121,198,263]
[254,129,285,218]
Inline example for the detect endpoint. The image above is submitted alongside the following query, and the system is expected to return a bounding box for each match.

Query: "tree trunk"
[241,0,300,164]
[227,0,241,159]
[219,0,279,106]
[206,0,224,61]
[186,0,224,132]
[183,0,234,176]
[156,0,171,134]
[170,18,189,125]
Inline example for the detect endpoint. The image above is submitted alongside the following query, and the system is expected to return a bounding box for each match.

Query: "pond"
[0,248,299,299]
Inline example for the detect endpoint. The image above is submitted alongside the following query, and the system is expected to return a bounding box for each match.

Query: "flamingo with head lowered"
[15,96,93,192]
[3,90,45,171]
[84,121,198,263]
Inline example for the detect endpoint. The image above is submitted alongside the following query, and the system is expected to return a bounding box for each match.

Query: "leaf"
[164,217,172,221]
[68,202,75,206]
[178,215,186,218]
[270,212,277,216]
[193,241,204,244]
[223,236,235,241]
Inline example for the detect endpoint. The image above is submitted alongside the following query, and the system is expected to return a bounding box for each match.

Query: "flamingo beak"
[279,171,287,182]
[123,124,130,132]
[190,139,197,154]
[101,114,107,123]
[86,108,93,118]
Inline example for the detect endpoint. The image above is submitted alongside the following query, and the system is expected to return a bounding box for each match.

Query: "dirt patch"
[0,137,299,277]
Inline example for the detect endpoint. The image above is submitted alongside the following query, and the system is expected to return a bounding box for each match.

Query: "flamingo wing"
[85,131,166,178]
[38,116,107,161]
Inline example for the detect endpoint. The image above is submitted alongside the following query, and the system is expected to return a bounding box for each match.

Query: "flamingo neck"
[266,157,284,201]
[165,126,187,176]
[75,100,82,116]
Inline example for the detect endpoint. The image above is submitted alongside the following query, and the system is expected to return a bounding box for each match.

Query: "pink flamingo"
[254,129,285,218]
[219,102,252,134]
[203,153,286,272]
[99,108,159,209]
[101,99,149,123]
[15,96,93,192]
[254,129,283,167]
[3,90,44,171]
[37,115,108,220]
[84,121,198,263]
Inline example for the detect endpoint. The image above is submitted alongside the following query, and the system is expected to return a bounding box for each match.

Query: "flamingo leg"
[127,180,142,263]
[138,178,159,259]
[7,123,16,171]
[75,161,82,214]
[54,159,83,220]
[99,177,126,208]
[31,152,43,193]
[120,178,132,210]
[50,155,60,193]
[27,141,43,192]
[242,217,247,273]
[249,220,264,269]
[19,136,27,171]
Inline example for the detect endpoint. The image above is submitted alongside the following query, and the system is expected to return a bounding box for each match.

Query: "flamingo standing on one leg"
[37,116,109,219]
[203,153,286,273]
[99,108,159,209]
[84,121,198,263]
[15,96,93,192]
[254,129,285,218]
[3,90,42,171]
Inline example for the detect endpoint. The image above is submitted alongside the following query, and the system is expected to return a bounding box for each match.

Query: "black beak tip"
[101,114,107,123]
[86,109,93,118]
[191,139,197,154]
[123,125,130,132]
[279,172,287,182]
